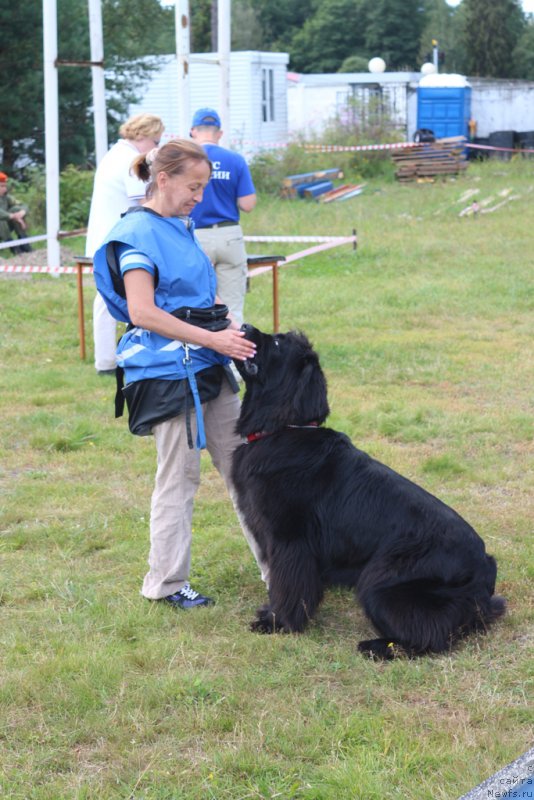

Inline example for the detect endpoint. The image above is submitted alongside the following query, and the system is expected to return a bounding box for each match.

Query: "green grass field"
[1,159,533,799]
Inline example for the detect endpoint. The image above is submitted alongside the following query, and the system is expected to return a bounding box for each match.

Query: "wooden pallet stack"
[392,137,468,182]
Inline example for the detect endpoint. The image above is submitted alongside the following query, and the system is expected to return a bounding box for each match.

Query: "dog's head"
[235,324,330,436]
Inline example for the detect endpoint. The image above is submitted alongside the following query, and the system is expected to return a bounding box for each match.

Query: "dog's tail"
[356,558,506,659]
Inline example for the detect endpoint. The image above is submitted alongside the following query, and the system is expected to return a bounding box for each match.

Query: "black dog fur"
[232,325,505,659]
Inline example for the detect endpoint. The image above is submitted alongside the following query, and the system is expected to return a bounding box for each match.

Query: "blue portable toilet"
[417,74,471,140]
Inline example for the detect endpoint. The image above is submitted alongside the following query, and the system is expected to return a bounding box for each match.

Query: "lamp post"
[368,57,386,74]
[432,39,439,72]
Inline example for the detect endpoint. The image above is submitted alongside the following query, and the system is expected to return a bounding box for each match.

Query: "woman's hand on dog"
[210,328,257,361]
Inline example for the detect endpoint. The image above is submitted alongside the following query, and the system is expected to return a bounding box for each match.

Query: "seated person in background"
[0,172,32,254]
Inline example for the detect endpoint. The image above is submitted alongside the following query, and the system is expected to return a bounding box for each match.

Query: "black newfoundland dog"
[232,325,505,659]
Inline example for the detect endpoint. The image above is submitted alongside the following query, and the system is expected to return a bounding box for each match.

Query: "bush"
[5,169,47,232]
[249,105,400,195]
[4,165,94,234]
[59,165,94,230]
[320,96,400,179]
[249,142,330,194]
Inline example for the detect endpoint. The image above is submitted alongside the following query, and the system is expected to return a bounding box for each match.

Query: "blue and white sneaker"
[162,583,214,609]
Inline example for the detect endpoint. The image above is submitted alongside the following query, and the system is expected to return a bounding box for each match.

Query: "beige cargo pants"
[141,381,268,599]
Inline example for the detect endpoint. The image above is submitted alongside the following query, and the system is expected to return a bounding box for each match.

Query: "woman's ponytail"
[131,153,151,183]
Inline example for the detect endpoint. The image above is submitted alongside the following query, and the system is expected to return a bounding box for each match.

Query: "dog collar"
[246,422,319,443]
[246,431,270,442]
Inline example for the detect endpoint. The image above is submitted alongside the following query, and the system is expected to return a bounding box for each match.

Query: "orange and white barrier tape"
[284,237,355,262]
[305,141,534,155]
[244,234,355,243]
[0,265,93,274]
[1,234,357,277]
[466,142,534,153]
[0,231,354,256]
[304,141,422,153]
[247,236,356,277]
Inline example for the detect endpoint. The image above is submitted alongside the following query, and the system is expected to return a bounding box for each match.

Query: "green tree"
[418,0,464,73]
[190,0,213,52]
[512,19,534,78]
[103,0,174,58]
[289,0,429,74]
[231,0,265,51]
[362,0,428,70]
[193,0,311,55]
[0,0,174,174]
[290,0,369,73]
[460,0,525,77]
[190,0,268,54]
[0,5,44,170]
[101,0,175,141]
[338,55,372,72]
[252,0,317,52]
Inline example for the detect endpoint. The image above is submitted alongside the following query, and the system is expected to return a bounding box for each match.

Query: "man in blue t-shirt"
[190,108,256,327]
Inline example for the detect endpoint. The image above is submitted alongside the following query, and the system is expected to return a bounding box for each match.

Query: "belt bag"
[116,303,230,430]
[170,303,231,332]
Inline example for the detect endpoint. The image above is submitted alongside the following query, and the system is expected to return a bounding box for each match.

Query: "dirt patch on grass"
[0,245,78,268]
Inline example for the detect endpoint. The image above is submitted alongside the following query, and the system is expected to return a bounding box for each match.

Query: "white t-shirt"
[85,139,147,257]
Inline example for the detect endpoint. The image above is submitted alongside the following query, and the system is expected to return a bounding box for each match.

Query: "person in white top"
[85,113,164,373]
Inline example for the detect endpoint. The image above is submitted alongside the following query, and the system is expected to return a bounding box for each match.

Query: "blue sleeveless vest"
[93,208,229,384]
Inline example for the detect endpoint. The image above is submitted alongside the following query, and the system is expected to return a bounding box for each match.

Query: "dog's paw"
[358,638,404,660]
[250,606,282,634]
[250,618,276,634]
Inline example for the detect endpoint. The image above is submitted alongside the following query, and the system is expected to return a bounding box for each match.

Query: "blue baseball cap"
[191,108,221,128]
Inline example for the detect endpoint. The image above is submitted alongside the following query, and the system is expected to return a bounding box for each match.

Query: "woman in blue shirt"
[94,139,267,609]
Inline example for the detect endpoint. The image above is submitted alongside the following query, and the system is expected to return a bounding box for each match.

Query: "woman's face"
[157,159,211,216]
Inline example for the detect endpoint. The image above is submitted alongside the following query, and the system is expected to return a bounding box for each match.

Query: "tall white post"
[88,0,108,164]
[176,0,191,138]
[43,0,61,269]
[218,0,231,145]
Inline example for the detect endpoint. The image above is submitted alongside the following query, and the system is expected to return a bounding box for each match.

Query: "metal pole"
[432,39,439,73]
[43,0,61,269]
[88,0,108,164]
[176,0,191,138]
[218,0,231,145]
